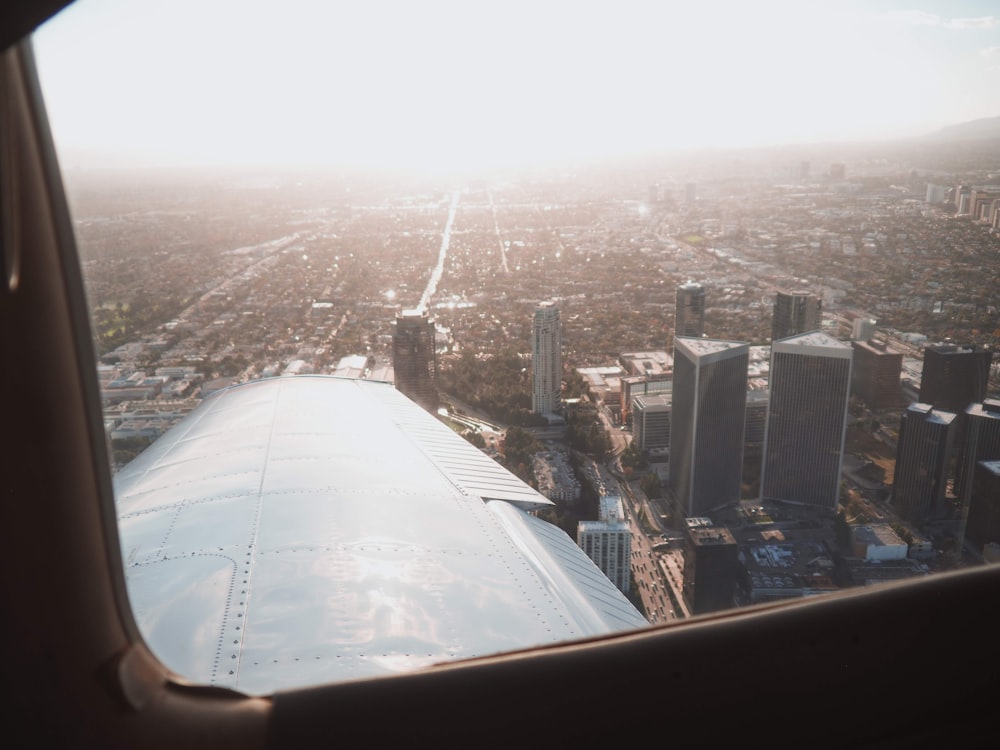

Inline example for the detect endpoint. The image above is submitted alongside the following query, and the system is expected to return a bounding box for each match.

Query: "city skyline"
[32,0,1000,174]
[41,100,1000,633]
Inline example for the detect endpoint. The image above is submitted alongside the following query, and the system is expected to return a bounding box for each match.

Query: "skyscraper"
[957,399,1000,509]
[851,339,902,409]
[966,461,1000,550]
[532,301,562,416]
[577,496,631,594]
[668,337,748,518]
[918,344,993,412]
[761,332,852,509]
[891,403,958,524]
[683,519,739,615]
[391,309,438,413]
[674,280,706,342]
[771,290,822,341]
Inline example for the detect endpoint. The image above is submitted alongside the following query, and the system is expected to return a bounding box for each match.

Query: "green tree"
[620,441,646,471]
[500,426,542,482]
[640,472,662,499]
[461,429,486,450]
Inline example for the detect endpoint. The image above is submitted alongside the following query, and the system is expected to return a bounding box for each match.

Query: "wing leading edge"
[114,376,647,695]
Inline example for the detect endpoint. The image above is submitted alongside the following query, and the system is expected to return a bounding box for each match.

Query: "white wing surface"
[114,376,647,695]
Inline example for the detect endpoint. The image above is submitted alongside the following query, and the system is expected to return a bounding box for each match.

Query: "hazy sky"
[32,0,1000,173]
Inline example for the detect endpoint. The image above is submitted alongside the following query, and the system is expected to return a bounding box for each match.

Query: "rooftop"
[675,337,748,358]
[689,527,737,546]
[854,524,906,547]
[907,402,958,425]
[967,399,1000,419]
[633,393,672,409]
[775,331,851,350]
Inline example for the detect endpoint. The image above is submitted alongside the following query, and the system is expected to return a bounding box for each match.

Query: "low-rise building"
[620,374,671,427]
[533,450,581,504]
[852,524,908,561]
[740,539,838,605]
[633,393,671,454]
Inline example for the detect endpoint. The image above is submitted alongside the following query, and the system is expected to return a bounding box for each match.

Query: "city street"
[614,476,685,624]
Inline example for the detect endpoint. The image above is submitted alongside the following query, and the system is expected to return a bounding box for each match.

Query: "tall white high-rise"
[532,301,562,416]
[577,496,631,594]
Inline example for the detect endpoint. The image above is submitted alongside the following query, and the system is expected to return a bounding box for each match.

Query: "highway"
[608,467,687,624]
[417,190,460,312]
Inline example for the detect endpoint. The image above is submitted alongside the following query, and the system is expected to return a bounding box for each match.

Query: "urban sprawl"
[71,137,1000,625]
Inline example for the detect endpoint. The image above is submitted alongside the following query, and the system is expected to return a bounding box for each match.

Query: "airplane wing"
[113,375,647,695]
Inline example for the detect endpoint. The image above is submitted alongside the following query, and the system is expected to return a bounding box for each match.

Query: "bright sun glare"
[32,0,1000,174]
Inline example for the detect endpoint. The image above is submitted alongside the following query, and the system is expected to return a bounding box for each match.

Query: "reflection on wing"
[114,376,647,695]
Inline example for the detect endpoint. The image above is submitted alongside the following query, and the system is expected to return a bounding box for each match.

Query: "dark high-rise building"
[391,309,438,413]
[772,290,822,342]
[957,399,1000,507]
[674,281,705,343]
[966,460,1000,550]
[668,338,748,518]
[891,403,958,524]
[761,332,852,509]
[683,519,739,615]
[919,344,993,412]
[851,339,903,409]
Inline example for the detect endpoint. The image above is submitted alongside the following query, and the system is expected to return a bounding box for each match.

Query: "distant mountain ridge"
[923,116,1000,141]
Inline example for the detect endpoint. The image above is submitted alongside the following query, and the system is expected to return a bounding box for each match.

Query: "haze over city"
[21,0,1000,657]
[33,0,1000,174]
